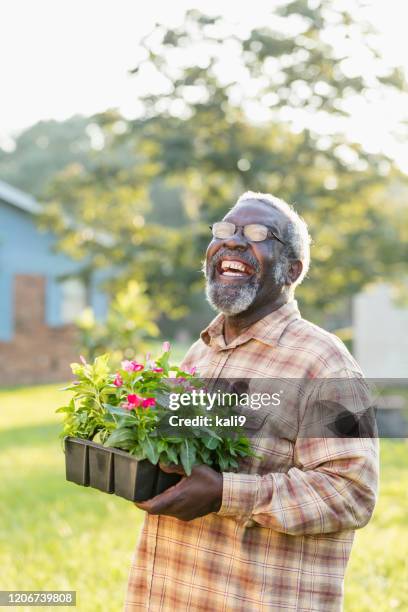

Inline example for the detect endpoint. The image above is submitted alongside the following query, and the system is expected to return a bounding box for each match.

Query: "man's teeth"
[220,260,250,276]
[221,260,246,272]
[222,271,245,276]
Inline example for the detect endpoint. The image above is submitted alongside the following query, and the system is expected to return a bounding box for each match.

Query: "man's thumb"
[159,462,186,476]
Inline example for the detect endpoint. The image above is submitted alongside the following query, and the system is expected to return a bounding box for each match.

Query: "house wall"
[0,200,108,341]
[0,198,109,384]
[353,283,408,378]
[0,275,78,384]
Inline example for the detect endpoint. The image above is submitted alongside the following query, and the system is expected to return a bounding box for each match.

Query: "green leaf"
[141,438,160,464]
[104,428,135,447]
[179,439,196,476]
[157,439,168,453]
[202,435,220,450]
[55,406,70,414]
[103,404,129,417]
[217,455,229,471]
[163,446,178,465]
[129,447,146,461]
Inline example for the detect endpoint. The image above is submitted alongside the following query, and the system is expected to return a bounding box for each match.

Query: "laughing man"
[125,191,378,611]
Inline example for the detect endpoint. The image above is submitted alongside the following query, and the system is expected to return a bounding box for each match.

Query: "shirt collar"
[200,300,301,351]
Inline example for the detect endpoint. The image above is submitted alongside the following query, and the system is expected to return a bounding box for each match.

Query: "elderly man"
[125,192,378,611]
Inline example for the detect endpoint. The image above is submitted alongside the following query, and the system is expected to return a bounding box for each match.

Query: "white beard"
[205,279,260,315]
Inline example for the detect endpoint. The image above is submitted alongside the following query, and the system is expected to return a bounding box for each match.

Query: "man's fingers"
[135,481,185,514]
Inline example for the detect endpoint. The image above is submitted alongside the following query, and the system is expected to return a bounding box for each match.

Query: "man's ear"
[287,260,303,285]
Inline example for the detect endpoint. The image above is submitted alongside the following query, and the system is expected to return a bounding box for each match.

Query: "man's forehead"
[223,198,289,227]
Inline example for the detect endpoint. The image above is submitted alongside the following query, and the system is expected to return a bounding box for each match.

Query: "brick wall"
[0,274,79,386]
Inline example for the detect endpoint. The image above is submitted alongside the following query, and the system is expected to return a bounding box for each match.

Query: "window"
[60,278,87,324]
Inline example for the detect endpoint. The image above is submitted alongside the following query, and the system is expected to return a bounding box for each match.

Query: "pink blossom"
[121,360,144,373]
[162,341,171,353]
[113,373,123,387]
[189,366,197,375]
[127,393,144,407]
[79,355,87,365]
[152,367,164,373]
[142,397,156,408]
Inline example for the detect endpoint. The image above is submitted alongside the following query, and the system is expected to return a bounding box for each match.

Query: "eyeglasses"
[209,221,285,244]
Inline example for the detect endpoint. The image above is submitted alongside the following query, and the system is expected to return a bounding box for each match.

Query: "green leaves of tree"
[41,3,408,339]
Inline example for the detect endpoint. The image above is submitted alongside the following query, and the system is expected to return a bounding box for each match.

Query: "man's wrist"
[209,471,223,512]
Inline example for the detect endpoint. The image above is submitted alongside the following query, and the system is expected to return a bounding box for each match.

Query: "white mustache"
[206,249,260,276]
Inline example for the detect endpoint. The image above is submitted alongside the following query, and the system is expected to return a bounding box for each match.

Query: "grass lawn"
[0,383,407,611]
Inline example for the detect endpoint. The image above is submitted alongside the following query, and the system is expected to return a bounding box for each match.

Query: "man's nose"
[222,228,248,250]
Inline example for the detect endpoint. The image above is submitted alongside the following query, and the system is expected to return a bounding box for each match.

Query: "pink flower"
[189,366,197,375]
[152,367,164,373]
[142,397,156,408]
[127,393,144,407]
[121,360,144,373]
[79,355,87,365]
[113,373,123,387]
[162,341,171,353]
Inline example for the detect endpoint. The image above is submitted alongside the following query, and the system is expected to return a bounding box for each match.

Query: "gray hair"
[236,191,311,288]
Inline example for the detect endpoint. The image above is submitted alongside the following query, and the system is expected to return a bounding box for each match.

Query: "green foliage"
[104,402,254,476]
[76,280,159,361]
[0,116,92,197]
[57,348,256,476]
[56,354,117,442]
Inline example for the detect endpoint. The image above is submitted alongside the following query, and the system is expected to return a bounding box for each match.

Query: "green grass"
[1,384,407,611]
[0,384,143,612]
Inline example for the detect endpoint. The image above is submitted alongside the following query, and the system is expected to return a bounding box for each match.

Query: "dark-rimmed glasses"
[209,221,285,244]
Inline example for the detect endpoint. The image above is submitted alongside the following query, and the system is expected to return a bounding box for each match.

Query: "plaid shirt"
[125,301,378,611]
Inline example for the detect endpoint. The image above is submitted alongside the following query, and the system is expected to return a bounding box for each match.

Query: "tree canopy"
[31,1,408,336]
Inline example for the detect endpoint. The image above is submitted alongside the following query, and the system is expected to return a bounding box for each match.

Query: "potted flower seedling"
[57,343,255,502]
[57,353,118,493]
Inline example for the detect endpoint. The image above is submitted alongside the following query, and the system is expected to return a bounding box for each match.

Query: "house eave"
[0,179,42,214]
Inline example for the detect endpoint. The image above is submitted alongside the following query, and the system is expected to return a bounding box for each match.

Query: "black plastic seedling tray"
[113,449,157,502]
[88,442,114,493]
[155,467,182,496]
[64,437,89,486]
[64,437,182,502]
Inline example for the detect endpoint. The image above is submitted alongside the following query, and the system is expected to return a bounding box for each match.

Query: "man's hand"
[135,464,223,521]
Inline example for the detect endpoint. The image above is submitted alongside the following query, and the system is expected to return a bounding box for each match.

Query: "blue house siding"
[0,272,13,341]
[0,197,108,341]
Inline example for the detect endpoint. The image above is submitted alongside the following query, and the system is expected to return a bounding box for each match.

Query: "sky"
[1,0,407,169]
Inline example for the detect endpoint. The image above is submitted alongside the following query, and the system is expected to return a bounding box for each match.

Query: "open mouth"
[216,258,256,279]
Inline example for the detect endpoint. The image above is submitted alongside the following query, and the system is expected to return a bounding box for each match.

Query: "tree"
[76,281,159,361]
[42,1,408,334]
[0,116,91,197]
